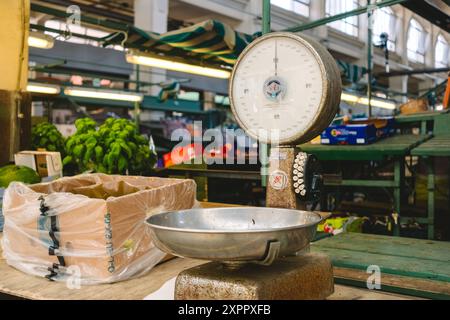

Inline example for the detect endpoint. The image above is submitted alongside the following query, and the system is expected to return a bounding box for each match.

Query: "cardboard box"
[400,98,428,115]
[2,174,197,284]
[14,151,62,180]
[321,118,395,145]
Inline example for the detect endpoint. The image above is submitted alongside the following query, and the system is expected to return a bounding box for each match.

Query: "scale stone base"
[175,253,334,300]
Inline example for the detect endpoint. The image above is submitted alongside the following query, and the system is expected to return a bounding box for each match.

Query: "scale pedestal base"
[175,253,334,300]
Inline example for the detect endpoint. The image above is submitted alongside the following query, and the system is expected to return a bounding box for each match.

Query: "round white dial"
[230,32,341,145]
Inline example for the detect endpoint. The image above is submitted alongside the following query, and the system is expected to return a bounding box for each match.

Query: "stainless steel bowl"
[146,207,323,265]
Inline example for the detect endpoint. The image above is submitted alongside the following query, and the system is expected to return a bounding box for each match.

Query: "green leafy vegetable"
[63,117,156,175]
[31,122,66,156]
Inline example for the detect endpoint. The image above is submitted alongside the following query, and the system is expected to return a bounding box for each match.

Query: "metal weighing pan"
[146,207,324,267]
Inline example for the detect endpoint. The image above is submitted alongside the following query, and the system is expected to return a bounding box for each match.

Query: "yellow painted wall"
[0,0,29,91]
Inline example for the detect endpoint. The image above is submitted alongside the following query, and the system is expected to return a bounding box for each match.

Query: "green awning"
[103,20,257,66]
[337,60,367,83]
[104,19,367,85]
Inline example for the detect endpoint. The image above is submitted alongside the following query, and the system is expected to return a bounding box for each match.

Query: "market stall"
[1,0,450,304]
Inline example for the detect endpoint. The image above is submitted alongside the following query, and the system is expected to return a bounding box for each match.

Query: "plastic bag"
[0,188,4,232]
[1,173,197,285]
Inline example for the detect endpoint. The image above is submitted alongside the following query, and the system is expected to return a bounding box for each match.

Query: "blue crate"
[321,117,395,145]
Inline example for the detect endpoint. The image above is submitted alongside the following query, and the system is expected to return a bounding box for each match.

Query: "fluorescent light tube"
[341,93,396,110]
[28,31,54,49]
[126,51,231,79]
[26,82,60,94]
[64,87,143,102]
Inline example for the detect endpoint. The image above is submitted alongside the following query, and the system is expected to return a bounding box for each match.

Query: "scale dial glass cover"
[230,32,340,145]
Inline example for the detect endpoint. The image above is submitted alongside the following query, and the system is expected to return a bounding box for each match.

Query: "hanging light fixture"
[126,50,231,79]
[28,31,54,49]
[64,87,144,102]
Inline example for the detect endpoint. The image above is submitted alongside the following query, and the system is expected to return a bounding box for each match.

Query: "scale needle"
[274,40,278,76]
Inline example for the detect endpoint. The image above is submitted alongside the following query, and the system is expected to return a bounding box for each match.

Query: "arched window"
[372,6,396,51]
[407,18,427,63]
[271,0,310,17]
[326,0,359,37]
[435,35,449,68]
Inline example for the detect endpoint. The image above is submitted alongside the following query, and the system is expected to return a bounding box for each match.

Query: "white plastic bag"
[1,173,197,284]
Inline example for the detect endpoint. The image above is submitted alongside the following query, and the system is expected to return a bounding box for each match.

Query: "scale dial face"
[230,32,341,145]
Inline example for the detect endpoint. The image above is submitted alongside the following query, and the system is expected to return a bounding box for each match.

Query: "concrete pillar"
[424,21,434,68]
[236,0,261,35]
[400,8,412,65]
[360,2,371,71]
[134,0,169,96]
[429,25,440,68]
[389,7,408,103]
[389,76,408,103]
[309,0,327,40]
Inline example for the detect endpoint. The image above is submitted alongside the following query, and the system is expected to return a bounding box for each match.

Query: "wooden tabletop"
[312,233,450,299]
[0,202,418,300]
[299,134,431,161]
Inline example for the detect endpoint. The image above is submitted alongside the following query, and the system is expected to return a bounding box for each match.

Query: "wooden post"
[0,91,31,165]
[0,91,19,165]
[0,0,31,165]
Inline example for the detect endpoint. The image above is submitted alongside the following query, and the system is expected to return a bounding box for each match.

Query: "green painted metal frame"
[29,2,228,121]
[299,134,431,161]
[419,78,448,100]
[30,67,159,88]
[30,23,102,42]
[396,116,450,239]
[411,135,450,239]
[36,86,206,113]
[321,158,404,236]
[260,0,271,188]
[30,3,129,32]
[262,0,271,34]
[300,134,432,237]
[281,0,410,111]
[367,0,373,118]
[30,5,147,126]
[426,157,435,239]
[30,3,237,70]
[141,95,202,113]
[395,110,450,135]
[260,0,448,294]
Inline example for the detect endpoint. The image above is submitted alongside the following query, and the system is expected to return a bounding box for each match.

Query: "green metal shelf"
[299,134,431,161]
[395,110,450,123]
[411,134,450,157]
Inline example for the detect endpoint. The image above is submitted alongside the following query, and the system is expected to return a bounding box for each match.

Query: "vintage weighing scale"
[147,32,342,300]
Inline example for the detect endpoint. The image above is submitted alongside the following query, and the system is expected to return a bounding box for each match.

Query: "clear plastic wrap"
[1,173,197,284]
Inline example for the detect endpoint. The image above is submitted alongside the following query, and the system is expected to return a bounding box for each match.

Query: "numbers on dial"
[231,34,324,144]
